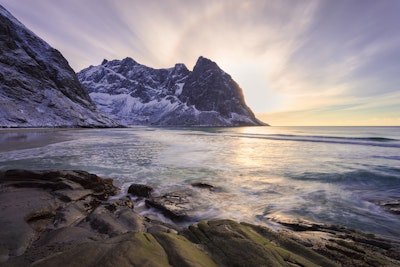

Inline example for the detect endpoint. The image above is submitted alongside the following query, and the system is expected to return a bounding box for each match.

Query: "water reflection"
[0,129,72,152]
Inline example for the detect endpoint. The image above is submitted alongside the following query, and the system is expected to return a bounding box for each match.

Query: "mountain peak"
[197,56,212,63]
[174,63,188,70]
[78,56,266,126]
[193,56,222,75]
[172,63,190,75]
[196,56,217,66]
[121,57,138,65]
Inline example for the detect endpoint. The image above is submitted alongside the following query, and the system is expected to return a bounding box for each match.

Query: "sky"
[1,0,400,126]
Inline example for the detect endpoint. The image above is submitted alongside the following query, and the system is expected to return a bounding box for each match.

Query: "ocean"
[1,126,400,240]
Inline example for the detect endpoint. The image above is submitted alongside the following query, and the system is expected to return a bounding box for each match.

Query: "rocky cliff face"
[78,56,266,126]
[180,57,251,118]
[0,5,117,128]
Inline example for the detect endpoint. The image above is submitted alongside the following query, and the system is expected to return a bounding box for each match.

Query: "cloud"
[288,2,400,88]
[1,0,400,125]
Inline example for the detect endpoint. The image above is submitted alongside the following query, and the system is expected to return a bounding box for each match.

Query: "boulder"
[182,220,338,267]
[145,190,201,222]
[267,217,400,267]
[128,183,153,198]
[0,170,121,263]
[191,182,218,191]
[29,232,172,267]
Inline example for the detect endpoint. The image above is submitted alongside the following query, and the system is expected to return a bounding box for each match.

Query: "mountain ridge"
[0,4,266,128]
[78,56,267,126]
[0,5,118,128]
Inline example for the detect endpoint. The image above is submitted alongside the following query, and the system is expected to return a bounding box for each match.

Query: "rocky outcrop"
[0,170,177,266]
[0,170,117,263]
[128,183,154,198]
[1,170,399,267]
[0,5,118,128]
[78,57,266,126]
[145,190,203,222]
[191,182,218,191]
[183,220,338,267]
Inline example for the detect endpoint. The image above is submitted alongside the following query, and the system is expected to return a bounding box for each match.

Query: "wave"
[217,132,400,148]
[373,155,400,161]
[289,169,400,184]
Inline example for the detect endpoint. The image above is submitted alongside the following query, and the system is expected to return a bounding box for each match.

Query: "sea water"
[1,126,399,240]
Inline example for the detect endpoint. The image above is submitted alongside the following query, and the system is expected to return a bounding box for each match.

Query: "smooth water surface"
[1,126,399,239]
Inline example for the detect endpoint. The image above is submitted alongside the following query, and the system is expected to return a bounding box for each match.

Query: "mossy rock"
[31,232,171,267]
[182,220,339,267]
[154,232,218,267]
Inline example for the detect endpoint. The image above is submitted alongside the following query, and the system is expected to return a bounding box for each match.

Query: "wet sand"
[0,128,81,152]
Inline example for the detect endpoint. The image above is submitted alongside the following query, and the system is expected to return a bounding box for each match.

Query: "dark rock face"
[78,56,267,126]
[271,218,400,267]
[128,183,154,198]
[145,190,202,222]
[0,170,120,263]
[191,182,218,191]
[0,5,117,127]
[179,57,255,120]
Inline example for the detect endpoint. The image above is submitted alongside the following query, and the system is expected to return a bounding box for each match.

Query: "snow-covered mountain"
[78,56,266,126]
[0,5,118,128]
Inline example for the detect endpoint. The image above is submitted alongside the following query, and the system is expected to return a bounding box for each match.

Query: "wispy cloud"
[1,0,399,125]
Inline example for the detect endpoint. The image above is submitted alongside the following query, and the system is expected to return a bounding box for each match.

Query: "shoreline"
[0,128,79,153]
[1,169,399,266]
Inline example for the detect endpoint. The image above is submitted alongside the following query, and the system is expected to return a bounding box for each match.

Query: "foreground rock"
[0,170,154,265]
[271,218,400,266]
[128,183,154,198]
[183,220,337,267]
[1,170,399,266]
[145,189,204,222]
